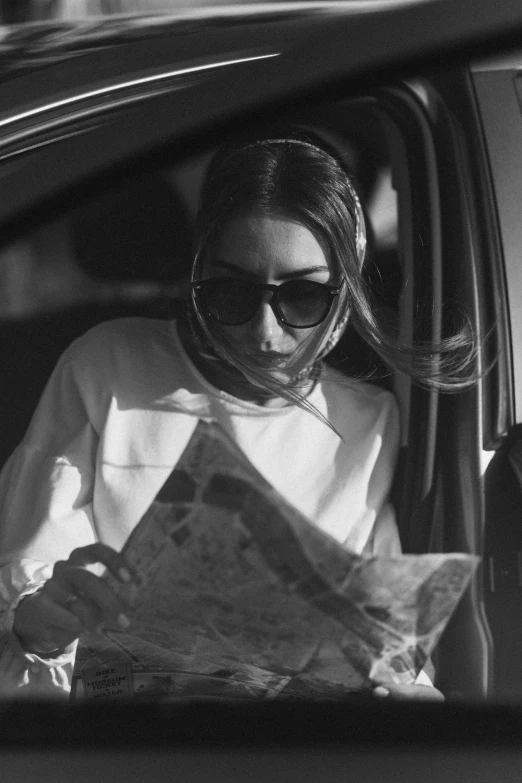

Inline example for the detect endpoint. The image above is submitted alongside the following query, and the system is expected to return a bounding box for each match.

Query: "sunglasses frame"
[192,277,344,328]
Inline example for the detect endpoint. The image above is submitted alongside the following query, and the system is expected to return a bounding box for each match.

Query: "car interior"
[7,4,522,780]
[0,85,499,703]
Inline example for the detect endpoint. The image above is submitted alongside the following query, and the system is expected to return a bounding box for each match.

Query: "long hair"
[190,136,479,429]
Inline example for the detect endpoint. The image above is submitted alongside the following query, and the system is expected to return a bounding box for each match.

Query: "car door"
[0,0,521,708]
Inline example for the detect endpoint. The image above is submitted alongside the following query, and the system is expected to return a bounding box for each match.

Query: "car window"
[5,21,522,783]
[0,101,402,453]
[0,84,491,701]
[8,4,522,716]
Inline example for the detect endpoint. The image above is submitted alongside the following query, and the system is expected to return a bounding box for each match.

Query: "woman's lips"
[249,351,292,367]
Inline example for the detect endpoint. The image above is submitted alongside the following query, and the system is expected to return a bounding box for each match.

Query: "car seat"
[0,172,193,468]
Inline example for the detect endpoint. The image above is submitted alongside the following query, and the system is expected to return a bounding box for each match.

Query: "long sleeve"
[0,348,100,697]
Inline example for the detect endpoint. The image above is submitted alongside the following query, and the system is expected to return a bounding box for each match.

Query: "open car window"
[0,76,495,703]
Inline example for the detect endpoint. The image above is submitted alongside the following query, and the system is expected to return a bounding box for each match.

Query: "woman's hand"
[372,682,445,701]
[13,543,135,656]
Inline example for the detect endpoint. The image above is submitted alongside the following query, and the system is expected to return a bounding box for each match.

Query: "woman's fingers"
[13,590,82,654]
[43,578,101,632]
[50,542,136,631]
[14,543,134,656]
[372,683,445,701]
[67,543,134,583]
[51,560,131,631]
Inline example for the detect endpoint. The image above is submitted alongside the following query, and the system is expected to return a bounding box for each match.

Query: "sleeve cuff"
[8,626,76,669]
[0,630,75,698]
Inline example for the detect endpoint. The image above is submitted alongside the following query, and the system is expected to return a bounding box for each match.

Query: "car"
[2,0,522,776]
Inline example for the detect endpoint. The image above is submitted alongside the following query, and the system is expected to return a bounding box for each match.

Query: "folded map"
[71,420,478,701]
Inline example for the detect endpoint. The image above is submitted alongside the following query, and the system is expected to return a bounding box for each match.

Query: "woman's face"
[201,212,338,380]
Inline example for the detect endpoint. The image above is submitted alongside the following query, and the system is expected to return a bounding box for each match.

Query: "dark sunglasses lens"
[278,280,332,327]
[199,278,259,324]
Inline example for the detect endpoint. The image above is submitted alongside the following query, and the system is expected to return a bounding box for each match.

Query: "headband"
[248,138,367,270]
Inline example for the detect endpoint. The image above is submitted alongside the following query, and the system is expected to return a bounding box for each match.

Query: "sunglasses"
[193,276,343,328]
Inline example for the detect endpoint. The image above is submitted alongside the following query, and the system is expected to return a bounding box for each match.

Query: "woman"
[0,137,472,699]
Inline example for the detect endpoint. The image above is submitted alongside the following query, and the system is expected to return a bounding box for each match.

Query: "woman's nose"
[248,297,284,342]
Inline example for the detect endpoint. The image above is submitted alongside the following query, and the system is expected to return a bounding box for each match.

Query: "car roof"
[0,1,428,78]
[0,0,522,97]
[0,0,520,231]
[0,0,518,154]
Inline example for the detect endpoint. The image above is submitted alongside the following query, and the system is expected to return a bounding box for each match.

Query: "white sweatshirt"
[0,317,403,696]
